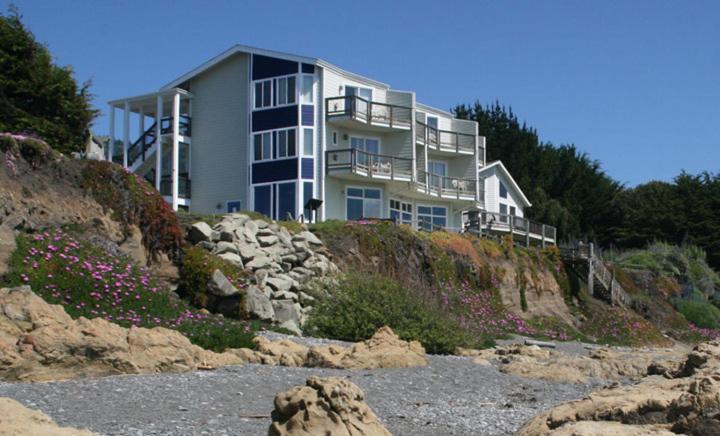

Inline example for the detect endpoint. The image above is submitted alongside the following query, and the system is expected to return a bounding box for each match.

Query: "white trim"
[478,161,532,208]
[416,102,454,118]
[108,88,192,107]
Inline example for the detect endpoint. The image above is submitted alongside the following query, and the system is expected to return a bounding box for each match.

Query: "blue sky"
[4,0,719,186]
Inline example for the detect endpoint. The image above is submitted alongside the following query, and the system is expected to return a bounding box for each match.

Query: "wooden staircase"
[560,243,630,307]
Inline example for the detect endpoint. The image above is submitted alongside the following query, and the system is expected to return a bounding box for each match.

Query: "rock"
[118,225,147,266]
[243,219,259,236]
[214,241,238,255]
[196,240,215,252]
[0,225,16,277]
[298,292,315,305]
[236,242,258,262]
[295,231,323,246]
[278,227,293,246]
[0,286,244,382]
[0,396,98,435]
[254,269,268,288]
[244,285,274,321]
[254,219,269,229]
[217,252,243,267]
[272,291,299,302]
[206,269,239,297]
[188,222,213,244]
[272,300,303,335]
[210,230,221,242]
[266,276,294,293]
[258,235,279,247]
[257,228,276,237]
[269,376,391,436]
[245,255,272,271]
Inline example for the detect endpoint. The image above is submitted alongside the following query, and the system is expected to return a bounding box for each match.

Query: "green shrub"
[675,298,720,329]
[304,272,481,354]
[80,160,183,260]
[178,245,250,315]
[2,229,258,351]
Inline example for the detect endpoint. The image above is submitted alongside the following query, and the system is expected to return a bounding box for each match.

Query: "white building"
[108,44,555,245]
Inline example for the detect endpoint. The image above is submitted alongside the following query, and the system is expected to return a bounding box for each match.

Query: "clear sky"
[4,0,719,186]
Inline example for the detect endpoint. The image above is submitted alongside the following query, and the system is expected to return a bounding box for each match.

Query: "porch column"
[108,105,115,161]
[139,107,144,136]
[171,92,180,211]
[155,95,163,191]
[122,101,130,168]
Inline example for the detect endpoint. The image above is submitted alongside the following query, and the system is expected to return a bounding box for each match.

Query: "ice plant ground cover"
[2,229,259,351]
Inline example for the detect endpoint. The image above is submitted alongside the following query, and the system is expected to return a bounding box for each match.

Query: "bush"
[178,245,250,314]
[2,229,257,351]
[80,161,183,260]
[676,298,720,329]
[0,8,96,154]
[304,273,479,354]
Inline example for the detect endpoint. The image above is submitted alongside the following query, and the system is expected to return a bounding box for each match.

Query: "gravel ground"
[0,353,603,436]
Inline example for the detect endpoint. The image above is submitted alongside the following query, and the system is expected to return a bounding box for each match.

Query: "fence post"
[541,224,546,248]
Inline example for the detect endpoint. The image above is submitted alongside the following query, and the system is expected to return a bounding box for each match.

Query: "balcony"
[416,121,476,155]
[415,170,478,201]
[466,212,556,246]
[325,148,413,181]
[325,96,412,130]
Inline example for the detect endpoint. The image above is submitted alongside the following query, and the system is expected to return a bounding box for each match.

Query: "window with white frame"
[253,132,272,161]
[301,75,313,103]
[277,76,296,105]
[417,205,447,231]
[346,86,372,101]
[254,80,272,109]
[390,199,413,225]
[277,128,296,158]
[346,187,381,220]
[303,128,313,156]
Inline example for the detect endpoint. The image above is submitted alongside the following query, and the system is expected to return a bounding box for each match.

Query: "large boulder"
[0,286,244,382]
[272,300,303,335]
[244,285,274,321]
[0,397,97,436]
[187,221,213,244]
[206,269,239,297]
[269,376,391,436]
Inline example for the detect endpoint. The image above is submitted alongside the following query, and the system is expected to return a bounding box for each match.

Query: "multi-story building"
[108,44,555,244]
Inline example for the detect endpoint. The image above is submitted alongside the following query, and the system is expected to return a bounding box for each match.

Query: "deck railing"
[416,170,477,200]
[416,121,476,154]
[325,96,412,129]
[465,212,557,245]
[325,148,413,181]
[160,173,191,199]
[115,115,191,168]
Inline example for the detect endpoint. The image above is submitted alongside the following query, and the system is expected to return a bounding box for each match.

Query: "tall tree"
[0,7,96,154]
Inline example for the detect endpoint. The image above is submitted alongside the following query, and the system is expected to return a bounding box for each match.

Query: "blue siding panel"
[301,158,314,179]
[252,105,298,132]
[301,105,314,126]
[252,159,298,184]
[301,63,315,74]
[252,54,298,80]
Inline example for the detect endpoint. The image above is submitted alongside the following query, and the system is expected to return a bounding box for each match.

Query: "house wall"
[483,167,525,217]
[188,53,249,214]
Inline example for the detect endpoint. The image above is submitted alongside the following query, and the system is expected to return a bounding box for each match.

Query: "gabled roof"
[161,44,390,90]
[479,161,532,208]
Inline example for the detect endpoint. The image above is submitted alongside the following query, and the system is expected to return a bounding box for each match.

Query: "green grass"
[2,229,263,352]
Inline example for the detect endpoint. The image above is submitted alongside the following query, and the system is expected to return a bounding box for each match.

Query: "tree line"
[454,101,720,269]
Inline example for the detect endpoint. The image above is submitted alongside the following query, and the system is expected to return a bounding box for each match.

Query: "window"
[500,181,508,199]
[346,86,372,101]
[254,185,272,218]
[346,187,382,220]
[277,76,296,105]
[499,203,508,223]
[510,206,516,216]
[417,205,447,231]
[428,160,447,188]
[390,199,412,225]
[276,129,296,158]
[303,128,313,156]
[255,182,296,220]
[301,75,313,103]
[278,182,296,220]
[254,80,272,109]
[426,116,439,144]
[227,200,242,213]
[253,132,272,161]
[303,182,314,220]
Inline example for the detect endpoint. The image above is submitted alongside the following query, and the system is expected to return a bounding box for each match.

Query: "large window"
[253,132,272,161]
[428,160,447,188]
[390,199,412,225]
[418,205,447,231]
[277,76,296,105]
[276,128,296,158]
[254,80,272,109]
[254,182,296,220]
[346,85,372,101]
[278,182,296,220]
[500,181,508,199]
[254,185,272,218]
[301,75,313,103]
[346,187,381,220]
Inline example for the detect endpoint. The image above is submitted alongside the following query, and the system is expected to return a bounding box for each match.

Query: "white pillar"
[155,95,163,191]
[108,105,115,162]
[123,101,130,168]
[171,92,180,211]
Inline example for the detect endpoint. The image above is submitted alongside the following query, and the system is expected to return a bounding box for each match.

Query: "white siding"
[188,53,249,214]
[482,168,525,217]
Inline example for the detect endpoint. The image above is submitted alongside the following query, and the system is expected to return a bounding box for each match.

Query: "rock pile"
[239,326,428,370]
[463,344,683,384]
[0,286,244,382]
[269,376,391,436]
[518,341,720,435]
[0,397,97,436]
[187,214,339,334]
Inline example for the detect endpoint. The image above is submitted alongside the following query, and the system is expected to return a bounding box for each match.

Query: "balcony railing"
[325,148,413,181]
[325,96,412,129]
[416,121,476,154]
[112,115,191,168]
[466,212,556,244]
[416,170,477,200]
[160,173,191,199]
